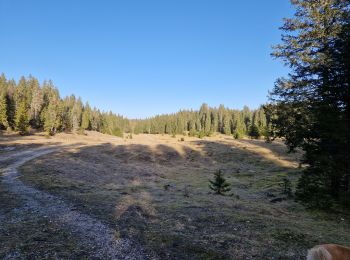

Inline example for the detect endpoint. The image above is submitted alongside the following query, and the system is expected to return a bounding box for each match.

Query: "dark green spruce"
[267,0,350,208]
[209,170,231,195]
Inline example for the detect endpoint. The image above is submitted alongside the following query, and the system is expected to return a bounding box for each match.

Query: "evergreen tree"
[199,103,211,135]
[218,104,225,133]
[242,106,252,133]
[90,108,102,131]
[269,0,350,207]
[15,101,29,135]
[209,170,231,195]
[5,80,16,129]
[210,110,218,133]
[0,74,13,129]
[253,108,267,136]
[222,112,231,135]
[249,111,264,138]
[72,97,83,132]
[232,111,245,139]
[61,95,75,131]
[0,93,9,129]
[81,102,91,130]
[249,124,260,139]
[29,77,43,128]
[187,119,195,134]
[195,117,201,132]
[42,89,61,135]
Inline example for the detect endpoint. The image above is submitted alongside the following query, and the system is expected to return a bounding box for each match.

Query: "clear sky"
[0,0,294,118]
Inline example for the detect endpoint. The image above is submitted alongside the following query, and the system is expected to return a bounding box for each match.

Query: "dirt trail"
[1,146,156,259]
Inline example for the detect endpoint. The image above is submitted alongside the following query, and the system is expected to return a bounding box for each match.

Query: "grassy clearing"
[12,134,350,259]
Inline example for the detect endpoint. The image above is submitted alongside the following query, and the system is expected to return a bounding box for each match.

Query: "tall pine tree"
[15,101,29,135]
[269,0,350,207]
[81,102,92,130]
[0,93,9,129]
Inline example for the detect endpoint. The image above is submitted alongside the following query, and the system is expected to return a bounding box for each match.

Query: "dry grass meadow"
[1,131,349,259]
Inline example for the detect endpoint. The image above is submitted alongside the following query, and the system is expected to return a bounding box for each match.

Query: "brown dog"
[307,244,350,260]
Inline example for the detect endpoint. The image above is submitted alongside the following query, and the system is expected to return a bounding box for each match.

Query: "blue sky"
[0,0,293,118]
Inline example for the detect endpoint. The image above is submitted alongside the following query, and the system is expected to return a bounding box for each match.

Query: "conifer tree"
[209,170,231,195]
[249,124,260,139]
[249,111,262,138]
[242,106,252,133]
[232,111,245,139]
[218,104,225,133]
[210,110,218,133]
[199,103,211,135]
[61,95,75,131]
[29,77,43,128]
[195,117,201,132]
[255,108,267,136]
[15,101,29,135]
[269,0,350,207]
[81,102,91,130]
[41,81,61,134]
[0,93,9,129]
[72,97,83,132]
[5,81,16,129]
[222,112,231,135]
[90,108,101,131]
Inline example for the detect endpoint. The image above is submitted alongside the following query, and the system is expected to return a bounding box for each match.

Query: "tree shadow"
[188,138,300,173]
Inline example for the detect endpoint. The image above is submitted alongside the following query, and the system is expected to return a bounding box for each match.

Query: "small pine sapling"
[209,170,231,195]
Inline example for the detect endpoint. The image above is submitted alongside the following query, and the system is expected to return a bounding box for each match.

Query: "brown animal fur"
[307,244,350,260]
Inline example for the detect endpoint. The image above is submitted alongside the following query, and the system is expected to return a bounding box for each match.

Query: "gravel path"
[1,147,157,259]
